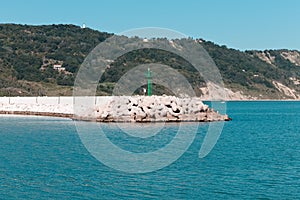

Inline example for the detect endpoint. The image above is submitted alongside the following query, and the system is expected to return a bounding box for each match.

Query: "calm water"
[1,101,300,199]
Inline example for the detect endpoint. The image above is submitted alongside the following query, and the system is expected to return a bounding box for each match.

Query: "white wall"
[0,96,113,106]
[10,97,38,104]
[37,97,60,105]
[0,97,9,104]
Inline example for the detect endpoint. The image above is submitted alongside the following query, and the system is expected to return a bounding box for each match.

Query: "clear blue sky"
[1,0,299,50]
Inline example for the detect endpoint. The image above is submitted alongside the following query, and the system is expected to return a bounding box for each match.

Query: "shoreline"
[0,112,232,122]
[0,110,74,119]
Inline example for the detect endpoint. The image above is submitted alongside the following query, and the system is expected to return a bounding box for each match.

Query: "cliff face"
[280,51,300,66]
[1,24,300,99]
[243,49,300,99]
[199,40,300,100]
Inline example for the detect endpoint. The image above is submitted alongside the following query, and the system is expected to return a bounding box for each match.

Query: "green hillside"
[0,24,111,96]
[0,23,300,99]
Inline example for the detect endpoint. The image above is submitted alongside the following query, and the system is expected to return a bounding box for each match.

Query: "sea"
[1,101,300,199]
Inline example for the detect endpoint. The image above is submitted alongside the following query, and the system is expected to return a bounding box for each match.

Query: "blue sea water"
[1,101,300,199]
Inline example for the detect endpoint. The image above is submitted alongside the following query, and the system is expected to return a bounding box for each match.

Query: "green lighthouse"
[146,67,152,96]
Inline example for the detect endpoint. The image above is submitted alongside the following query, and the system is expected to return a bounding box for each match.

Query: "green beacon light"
[146,67,152,96]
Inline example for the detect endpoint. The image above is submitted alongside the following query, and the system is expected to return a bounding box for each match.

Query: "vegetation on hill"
[0,24,300,99]
[0,24,111,96]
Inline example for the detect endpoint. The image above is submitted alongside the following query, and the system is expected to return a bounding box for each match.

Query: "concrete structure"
[0,96,231,122]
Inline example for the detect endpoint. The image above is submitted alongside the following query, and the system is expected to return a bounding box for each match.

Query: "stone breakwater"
[0,96,231,122]
[92,96,231,122]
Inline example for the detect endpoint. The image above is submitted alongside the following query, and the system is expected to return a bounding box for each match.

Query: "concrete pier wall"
[0,96,112,106]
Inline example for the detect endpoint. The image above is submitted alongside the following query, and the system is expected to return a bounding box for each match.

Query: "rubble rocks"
[96,96,231,122]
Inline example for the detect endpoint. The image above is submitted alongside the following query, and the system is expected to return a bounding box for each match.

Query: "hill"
[0,23,300,99]
[0,24,111,96]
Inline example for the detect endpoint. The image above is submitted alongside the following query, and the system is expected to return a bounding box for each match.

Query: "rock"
[196,113,207,121]
[130,106,146,121]
[128,96,138,106]
[161,96,172,106]
[202,104,209,112]
[160,109,168,118]
[166,111,180,122]
[76,95,231,122]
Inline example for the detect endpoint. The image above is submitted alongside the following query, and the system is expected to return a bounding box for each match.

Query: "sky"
[1,0,300,50]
